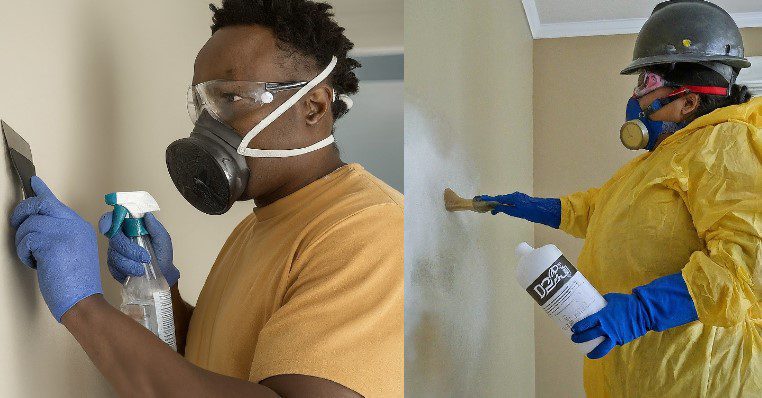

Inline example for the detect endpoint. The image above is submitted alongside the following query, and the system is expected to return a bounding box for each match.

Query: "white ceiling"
[523,0,762,38]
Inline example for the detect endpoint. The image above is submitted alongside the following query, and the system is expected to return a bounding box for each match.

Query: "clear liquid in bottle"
[120,231,177,351]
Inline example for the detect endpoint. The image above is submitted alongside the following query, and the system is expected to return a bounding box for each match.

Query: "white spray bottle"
[105,191,177,351]
[515,242,606,354]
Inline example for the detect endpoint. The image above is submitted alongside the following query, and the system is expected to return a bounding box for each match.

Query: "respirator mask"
[166,56,353,215]
[620,70,728,151]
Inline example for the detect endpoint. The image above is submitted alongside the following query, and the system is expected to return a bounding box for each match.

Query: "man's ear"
[680,93,700,117]
[304,84,333,126]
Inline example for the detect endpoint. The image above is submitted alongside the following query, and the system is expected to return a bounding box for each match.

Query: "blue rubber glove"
[479,192,561,228]
[571,273,698,359]
[98,211,179,287]
[10,176,103,322]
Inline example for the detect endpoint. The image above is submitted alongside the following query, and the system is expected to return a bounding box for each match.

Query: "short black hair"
[209,0,360,120]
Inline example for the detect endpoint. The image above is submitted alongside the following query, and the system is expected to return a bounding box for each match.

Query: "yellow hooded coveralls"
[560,97,762,397]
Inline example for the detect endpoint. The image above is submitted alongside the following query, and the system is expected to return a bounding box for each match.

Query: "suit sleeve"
[559,187,601,238]
[248,204,404,397]
[682,122,762,327]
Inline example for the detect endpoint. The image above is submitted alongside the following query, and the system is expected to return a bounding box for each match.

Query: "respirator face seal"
[166,110,250,215]
[620,96,675,151]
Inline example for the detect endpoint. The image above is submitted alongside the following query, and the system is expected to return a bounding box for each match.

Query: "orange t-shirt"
[184,163,404,397]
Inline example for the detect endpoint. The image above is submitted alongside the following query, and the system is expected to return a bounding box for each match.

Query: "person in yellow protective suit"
[561,95,762,397]
[481,1,761,396]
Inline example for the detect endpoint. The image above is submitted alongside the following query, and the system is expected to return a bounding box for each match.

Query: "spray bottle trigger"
[106,204,130,238]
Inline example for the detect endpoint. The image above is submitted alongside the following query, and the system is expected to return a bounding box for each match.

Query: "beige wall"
[0,1,400,396]
[405,0,535,396]
[532,27,762,398]
[0,1,216,395]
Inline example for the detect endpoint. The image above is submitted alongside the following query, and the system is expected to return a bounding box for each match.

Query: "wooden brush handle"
[444,188,503,213]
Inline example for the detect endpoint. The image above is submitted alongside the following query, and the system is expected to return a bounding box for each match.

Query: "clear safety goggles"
[187,80,309,125]
[633,69,730,100]
[633,70,678,98]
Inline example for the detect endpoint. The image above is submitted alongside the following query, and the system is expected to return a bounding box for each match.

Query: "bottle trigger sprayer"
[515,242,606,354]
[105,191,177,351]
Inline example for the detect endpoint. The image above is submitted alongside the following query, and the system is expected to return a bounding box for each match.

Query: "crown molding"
[522,1,762,39]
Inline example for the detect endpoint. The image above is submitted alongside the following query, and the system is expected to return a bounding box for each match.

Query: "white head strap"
[237,56,346,158]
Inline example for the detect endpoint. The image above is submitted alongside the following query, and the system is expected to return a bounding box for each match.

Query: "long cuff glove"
[98,211,179,287]
[479,192,562,229]
[571,273,699,359]
[10,176,103,322]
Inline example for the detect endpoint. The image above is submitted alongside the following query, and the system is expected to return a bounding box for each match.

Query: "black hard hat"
[621,0,750,77]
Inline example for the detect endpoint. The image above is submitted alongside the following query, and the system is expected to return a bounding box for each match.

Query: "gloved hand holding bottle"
[98,211,180,287]
[479,192,562,229]
[571,273,699,359]
[10,176,103,322]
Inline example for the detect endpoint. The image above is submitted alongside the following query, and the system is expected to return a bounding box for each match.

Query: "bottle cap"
[515,242,534,259]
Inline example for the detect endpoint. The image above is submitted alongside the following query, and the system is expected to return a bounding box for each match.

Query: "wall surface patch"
[404,101,491,397]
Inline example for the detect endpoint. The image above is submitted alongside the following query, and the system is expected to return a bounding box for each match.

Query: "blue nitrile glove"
[10,176,103,322]
[571,273,698,359]
[479,192,561,229]
[98,211,179,287]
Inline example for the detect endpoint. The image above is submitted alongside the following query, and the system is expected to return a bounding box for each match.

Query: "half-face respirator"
[166,56,352,215]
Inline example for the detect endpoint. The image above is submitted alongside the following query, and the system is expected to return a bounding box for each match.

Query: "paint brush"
[443,188,505,213]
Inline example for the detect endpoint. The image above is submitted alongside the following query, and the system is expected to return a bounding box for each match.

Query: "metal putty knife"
[1,120,36,198]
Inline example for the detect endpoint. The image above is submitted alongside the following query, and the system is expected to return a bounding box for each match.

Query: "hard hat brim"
[621,54,751,75]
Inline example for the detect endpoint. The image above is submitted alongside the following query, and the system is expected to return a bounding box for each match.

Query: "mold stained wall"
[532,27,762,398]
[405,1,535,396]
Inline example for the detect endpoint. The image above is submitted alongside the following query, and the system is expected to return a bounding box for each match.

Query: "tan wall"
[0,2,216,395]
[404,1,535,396]
[532,27,762,398]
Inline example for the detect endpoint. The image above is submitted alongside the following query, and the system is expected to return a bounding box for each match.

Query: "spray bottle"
[105,191,177,351]
[515,242,606,354]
